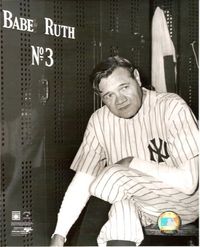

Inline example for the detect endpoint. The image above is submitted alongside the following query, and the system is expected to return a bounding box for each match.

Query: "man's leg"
[89,165,157,246]
[74,196,111,246]
[90,165,198,246]
[96,200,143,246]
[90,164,198,222]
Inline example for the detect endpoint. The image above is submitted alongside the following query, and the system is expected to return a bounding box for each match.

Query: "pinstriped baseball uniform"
[71,88,199,246]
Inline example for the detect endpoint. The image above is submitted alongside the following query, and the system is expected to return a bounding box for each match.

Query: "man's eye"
[104,93,113,100]
[121,85,129,90]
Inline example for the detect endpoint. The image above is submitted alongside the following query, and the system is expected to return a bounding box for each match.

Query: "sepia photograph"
[0,0,199,246]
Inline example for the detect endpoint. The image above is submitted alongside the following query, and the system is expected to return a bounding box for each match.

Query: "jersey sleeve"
[70,114,106,177]
[167,103,199,167]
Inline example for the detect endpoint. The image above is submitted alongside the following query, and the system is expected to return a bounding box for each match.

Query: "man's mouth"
[118,104,130,110]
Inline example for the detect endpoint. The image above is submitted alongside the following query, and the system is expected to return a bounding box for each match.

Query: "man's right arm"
[50,234,65,246]
[50,171,95,246]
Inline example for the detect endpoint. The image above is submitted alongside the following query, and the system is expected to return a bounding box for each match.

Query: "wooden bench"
[144,222,199,246]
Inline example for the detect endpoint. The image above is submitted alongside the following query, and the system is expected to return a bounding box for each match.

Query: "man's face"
[99,67,143,118]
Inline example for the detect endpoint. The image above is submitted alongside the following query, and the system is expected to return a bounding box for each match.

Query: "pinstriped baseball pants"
[90,165,198,247]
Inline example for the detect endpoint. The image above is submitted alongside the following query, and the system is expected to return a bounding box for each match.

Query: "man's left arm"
[127,155,199,195]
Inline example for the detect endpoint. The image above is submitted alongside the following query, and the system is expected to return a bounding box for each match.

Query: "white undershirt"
[52,171,95,240]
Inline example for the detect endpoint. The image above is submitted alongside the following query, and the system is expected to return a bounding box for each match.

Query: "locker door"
[178,0,198,117]
[1,0,47,246]
[151,0,199,117]
[99,0,151,86]
[1,0,98,246]
[43,0,98,241]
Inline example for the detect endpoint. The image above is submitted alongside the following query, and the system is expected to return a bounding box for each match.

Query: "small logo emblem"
[158,211,181,234]
[12,211,21,221]
[23,211,31,220]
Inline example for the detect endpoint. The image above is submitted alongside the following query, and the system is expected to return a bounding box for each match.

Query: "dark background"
[0,0,198,246]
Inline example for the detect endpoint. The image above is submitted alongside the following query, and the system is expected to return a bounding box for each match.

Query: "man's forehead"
[99,67,132,92]
[109,67,131,77]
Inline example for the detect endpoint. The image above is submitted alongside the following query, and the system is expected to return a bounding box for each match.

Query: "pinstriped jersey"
[70,88,199,177]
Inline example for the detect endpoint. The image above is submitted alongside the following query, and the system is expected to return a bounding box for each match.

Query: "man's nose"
[116,93,126,105]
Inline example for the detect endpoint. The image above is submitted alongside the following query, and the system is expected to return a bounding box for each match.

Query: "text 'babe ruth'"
[50,56,199,246]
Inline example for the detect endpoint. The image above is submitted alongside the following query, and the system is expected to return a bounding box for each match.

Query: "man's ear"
[133,69,141,86]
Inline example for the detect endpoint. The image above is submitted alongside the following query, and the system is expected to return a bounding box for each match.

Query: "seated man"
[50,56,199,246]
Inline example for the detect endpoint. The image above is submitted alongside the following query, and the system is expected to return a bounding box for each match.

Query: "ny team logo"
[148,138,169,162]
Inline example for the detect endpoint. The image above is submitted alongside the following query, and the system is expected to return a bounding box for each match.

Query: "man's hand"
[50,234,65,246]
[116,156,133,167]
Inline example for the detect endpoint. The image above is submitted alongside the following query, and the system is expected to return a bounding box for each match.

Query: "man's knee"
[90,165,115,196]
[90,165,127,201]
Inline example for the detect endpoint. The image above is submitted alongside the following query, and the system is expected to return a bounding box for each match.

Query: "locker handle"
[39,79,49,105]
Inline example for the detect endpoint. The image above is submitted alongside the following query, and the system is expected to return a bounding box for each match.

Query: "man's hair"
[90,56,136,94]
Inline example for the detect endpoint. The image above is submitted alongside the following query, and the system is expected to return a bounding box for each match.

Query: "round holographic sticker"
[158,211,181,234]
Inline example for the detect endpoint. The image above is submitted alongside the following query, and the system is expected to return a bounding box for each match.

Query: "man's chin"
[115,111,136,119]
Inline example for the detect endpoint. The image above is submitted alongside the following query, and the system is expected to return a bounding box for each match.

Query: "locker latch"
[39,78,49,105]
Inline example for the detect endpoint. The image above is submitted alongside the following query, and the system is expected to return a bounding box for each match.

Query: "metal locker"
[0,0,96,245]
